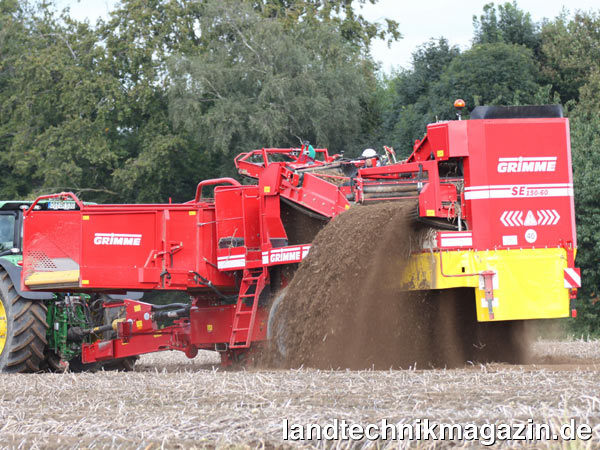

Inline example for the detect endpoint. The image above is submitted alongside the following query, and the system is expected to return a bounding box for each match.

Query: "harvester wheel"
[68,356,138,372]
[0,269,48,373]
[45,351,69,373]
[101,356,138,372]
[267,288,288,360]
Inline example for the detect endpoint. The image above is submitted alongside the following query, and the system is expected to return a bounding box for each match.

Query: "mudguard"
[0,258,54,300]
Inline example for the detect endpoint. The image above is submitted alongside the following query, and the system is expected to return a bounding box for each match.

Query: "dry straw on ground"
[1,340,600,449]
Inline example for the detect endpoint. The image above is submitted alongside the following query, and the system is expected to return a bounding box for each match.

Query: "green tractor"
[0,200,138,373]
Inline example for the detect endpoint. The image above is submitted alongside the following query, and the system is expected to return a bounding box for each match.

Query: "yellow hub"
[0,296,7,356]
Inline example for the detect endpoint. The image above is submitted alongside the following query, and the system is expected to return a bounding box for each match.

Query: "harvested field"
[1,339,600,449]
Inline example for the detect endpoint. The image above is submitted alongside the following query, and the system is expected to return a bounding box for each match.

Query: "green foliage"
[247,0,401,49]
[565,71,600,335]
[0,2,121,200]
[540,11,600,103]
[378,39,543,156]
[375,39,460,156]
[473,1,540,51]
[169,1,376,160]
[432,42,542,111]
[0,0,389,203]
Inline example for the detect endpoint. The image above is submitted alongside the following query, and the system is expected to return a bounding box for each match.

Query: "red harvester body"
[21,106,580,365]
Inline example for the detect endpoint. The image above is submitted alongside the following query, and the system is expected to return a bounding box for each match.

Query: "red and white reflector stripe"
[464,183,573,200]
[217,254,246,269]
[438,232,473,248]
[564,268,581,288]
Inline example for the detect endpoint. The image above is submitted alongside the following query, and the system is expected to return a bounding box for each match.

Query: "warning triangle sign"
[524,210,537,226]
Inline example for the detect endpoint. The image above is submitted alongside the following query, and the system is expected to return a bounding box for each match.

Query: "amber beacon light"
[454,99,466,120]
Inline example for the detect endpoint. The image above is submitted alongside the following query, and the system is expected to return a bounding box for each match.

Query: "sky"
[57,0,600,72]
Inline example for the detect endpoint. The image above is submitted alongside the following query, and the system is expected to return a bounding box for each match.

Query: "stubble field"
[1,340,600,449]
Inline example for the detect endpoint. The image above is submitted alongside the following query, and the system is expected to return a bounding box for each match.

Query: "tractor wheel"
[0,270,48,373]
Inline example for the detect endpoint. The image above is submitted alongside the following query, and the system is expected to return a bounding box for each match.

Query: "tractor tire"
[0,269,48,373]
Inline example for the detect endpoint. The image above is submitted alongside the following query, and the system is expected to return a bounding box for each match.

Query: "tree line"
[2,0,600,332]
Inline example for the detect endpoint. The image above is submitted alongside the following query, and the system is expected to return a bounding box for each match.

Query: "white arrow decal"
[537,210,544,225]
[502,209,561,227]
[515,211,523,226]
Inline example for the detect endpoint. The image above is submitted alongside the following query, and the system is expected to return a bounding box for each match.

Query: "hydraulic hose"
[151,303,189,311]
[152,306,191,321]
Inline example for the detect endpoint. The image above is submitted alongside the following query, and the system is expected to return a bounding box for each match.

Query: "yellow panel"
[402,248,570,322]
[82,215,90,221]
[25,270,80,286]
[0,296,7,355]
[189,211,197,216]
[472,249,570,322]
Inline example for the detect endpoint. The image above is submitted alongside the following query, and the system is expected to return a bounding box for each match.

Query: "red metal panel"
[463,118,575,250]
[427,121,470,159]
[214,187,247,270]
[279,172,349,218]
[242,190,261,251]
[261,196,288,247]
[22,210,82,286]
[198,207,234,288]
[82,332,177,362]
[189,305,268,344]
[82,210,160,289]
[23,203,237,292]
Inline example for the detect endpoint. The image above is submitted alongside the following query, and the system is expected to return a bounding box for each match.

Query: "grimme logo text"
[497,157,557,173]
[270,250,301,263]
[93,233,142,246]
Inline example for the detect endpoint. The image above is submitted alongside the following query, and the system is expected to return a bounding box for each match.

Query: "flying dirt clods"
[272,202,530,369]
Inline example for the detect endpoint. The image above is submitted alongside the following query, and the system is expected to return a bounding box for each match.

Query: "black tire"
[67,356,102,373]
[101,356,138,372]
[267,288,288,360]
[68,356,138,373]
[0,269,48,373]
